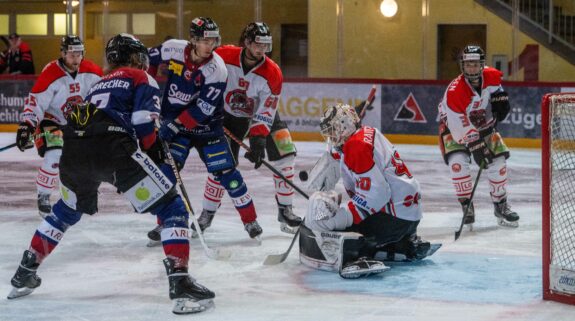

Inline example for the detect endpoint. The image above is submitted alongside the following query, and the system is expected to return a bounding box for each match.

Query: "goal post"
[542,93,575,305]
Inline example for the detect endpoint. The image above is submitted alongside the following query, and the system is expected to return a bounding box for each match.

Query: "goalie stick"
[264,86,377,265]
[155,119,231,260]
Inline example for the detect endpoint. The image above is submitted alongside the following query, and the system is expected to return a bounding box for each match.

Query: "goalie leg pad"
[299,224,363,272]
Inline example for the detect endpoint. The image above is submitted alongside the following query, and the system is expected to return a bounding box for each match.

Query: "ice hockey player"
[191,21,302,236]
[146,17,262,242]
[7,33,215,314]
[438,45,519,228]
[300,103,432,279]
[16,35,102,218]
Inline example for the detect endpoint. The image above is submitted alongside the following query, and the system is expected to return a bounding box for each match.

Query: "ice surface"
[0,133,574,321]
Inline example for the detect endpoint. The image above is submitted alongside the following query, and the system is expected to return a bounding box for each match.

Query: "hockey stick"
[454,165,483,241]
[357,84,377,119]
[155,120,231,260]
[223,127,310,200]
[1,128,63,152]
[0,142,17,152]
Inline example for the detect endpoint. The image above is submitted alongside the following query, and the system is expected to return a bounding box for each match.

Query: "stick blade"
[263,253,289,265]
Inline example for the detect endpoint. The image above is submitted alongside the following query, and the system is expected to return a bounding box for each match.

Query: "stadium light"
[62,0,80,7]
[380,0,398,18]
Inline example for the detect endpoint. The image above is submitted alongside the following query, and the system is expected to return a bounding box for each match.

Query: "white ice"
[0,133,574,321]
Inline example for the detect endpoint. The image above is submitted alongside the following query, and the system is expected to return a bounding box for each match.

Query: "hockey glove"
[490,91,510,121]
[467,139,493,168]
[16,122,34,151]
[158,120,180,143]
[245,135,266,169]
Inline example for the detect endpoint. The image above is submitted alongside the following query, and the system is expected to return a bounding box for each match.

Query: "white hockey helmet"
[320,103,360,147]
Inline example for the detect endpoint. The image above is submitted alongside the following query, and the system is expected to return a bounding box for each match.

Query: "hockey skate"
[494,199,519,228]
[244,220,263,243]
[7,250,42,299]
[378,234,433,262]
[277,203,302,234]
[191,209,216,238]
[163,258,215,314]
[146,224,162,247]
[339,257,389,279]
[459,198,475,231]
[37,193,51,218]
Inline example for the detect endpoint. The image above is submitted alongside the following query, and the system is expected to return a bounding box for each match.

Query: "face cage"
[460,60,485,81]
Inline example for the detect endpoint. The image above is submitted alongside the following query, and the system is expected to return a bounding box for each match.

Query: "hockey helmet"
[189,17,221,46]
[320,104,360,147]
[105,33,149,69]
[60,35,84,53]
[459,45,485,81]
[241,22,272,52]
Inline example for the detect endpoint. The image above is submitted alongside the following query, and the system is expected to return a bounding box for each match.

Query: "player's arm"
[176,71,227,130]
[132,73,161,150]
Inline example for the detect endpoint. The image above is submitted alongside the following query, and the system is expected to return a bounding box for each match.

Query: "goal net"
[542,93,575,305]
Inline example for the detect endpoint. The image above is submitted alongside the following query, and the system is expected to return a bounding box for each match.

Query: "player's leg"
[486,155,519,227]
[197,117,250,231]
[113,135,215,313]
[447,152,475,225]
[8,136,95,299]
[266,115,301,233]
[196,135,261,240]
[34,120,63,218]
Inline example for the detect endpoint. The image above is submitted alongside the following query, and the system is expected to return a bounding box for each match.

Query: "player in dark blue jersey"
[7,33,215,315]
[147,17,262,243]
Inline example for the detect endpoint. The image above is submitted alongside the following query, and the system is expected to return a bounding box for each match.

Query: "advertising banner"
[0,78,34,124]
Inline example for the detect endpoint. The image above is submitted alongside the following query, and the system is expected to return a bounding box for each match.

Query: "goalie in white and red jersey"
[16,35,102,217]
[438,45,519,228]
[300,104,432,279]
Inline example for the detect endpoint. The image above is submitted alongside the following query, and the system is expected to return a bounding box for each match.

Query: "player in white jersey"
[438,45,519,228]
[15,35,102,217]
[194,22,302,236]
[300,104,431,278]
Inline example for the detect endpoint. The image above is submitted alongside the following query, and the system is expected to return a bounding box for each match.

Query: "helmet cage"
[459,46,485,81]
[319,104,360,147]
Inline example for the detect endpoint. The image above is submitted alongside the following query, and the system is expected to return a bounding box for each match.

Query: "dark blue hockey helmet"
[106,33,149,69]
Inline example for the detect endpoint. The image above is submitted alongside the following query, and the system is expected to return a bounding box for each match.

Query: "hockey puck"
[299,170,309,182]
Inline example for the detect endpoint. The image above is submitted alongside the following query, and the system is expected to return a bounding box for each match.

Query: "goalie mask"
[106,33,149,70]
[459,45,485,81]
[320,104,360,148]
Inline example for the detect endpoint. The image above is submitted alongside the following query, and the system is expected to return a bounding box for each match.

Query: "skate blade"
[252,235,262,246]
[172,298,214,314]
[146,239,162,247]
[7,286,35,299]
[466,223,474,232]
[38,211,49,219]
[280,223,299,235]
[497,218,519,228]
[339,266,390,279]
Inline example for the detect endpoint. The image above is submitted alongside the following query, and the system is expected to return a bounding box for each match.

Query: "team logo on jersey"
[394,93,427,123]
[168,61,183,76]
[184,70,192,81]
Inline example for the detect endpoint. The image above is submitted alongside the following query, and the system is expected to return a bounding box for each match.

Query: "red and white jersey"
[20,59,102,127]
[215,45,282,137]
[339,126,422,223]
[438,67,504,144]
